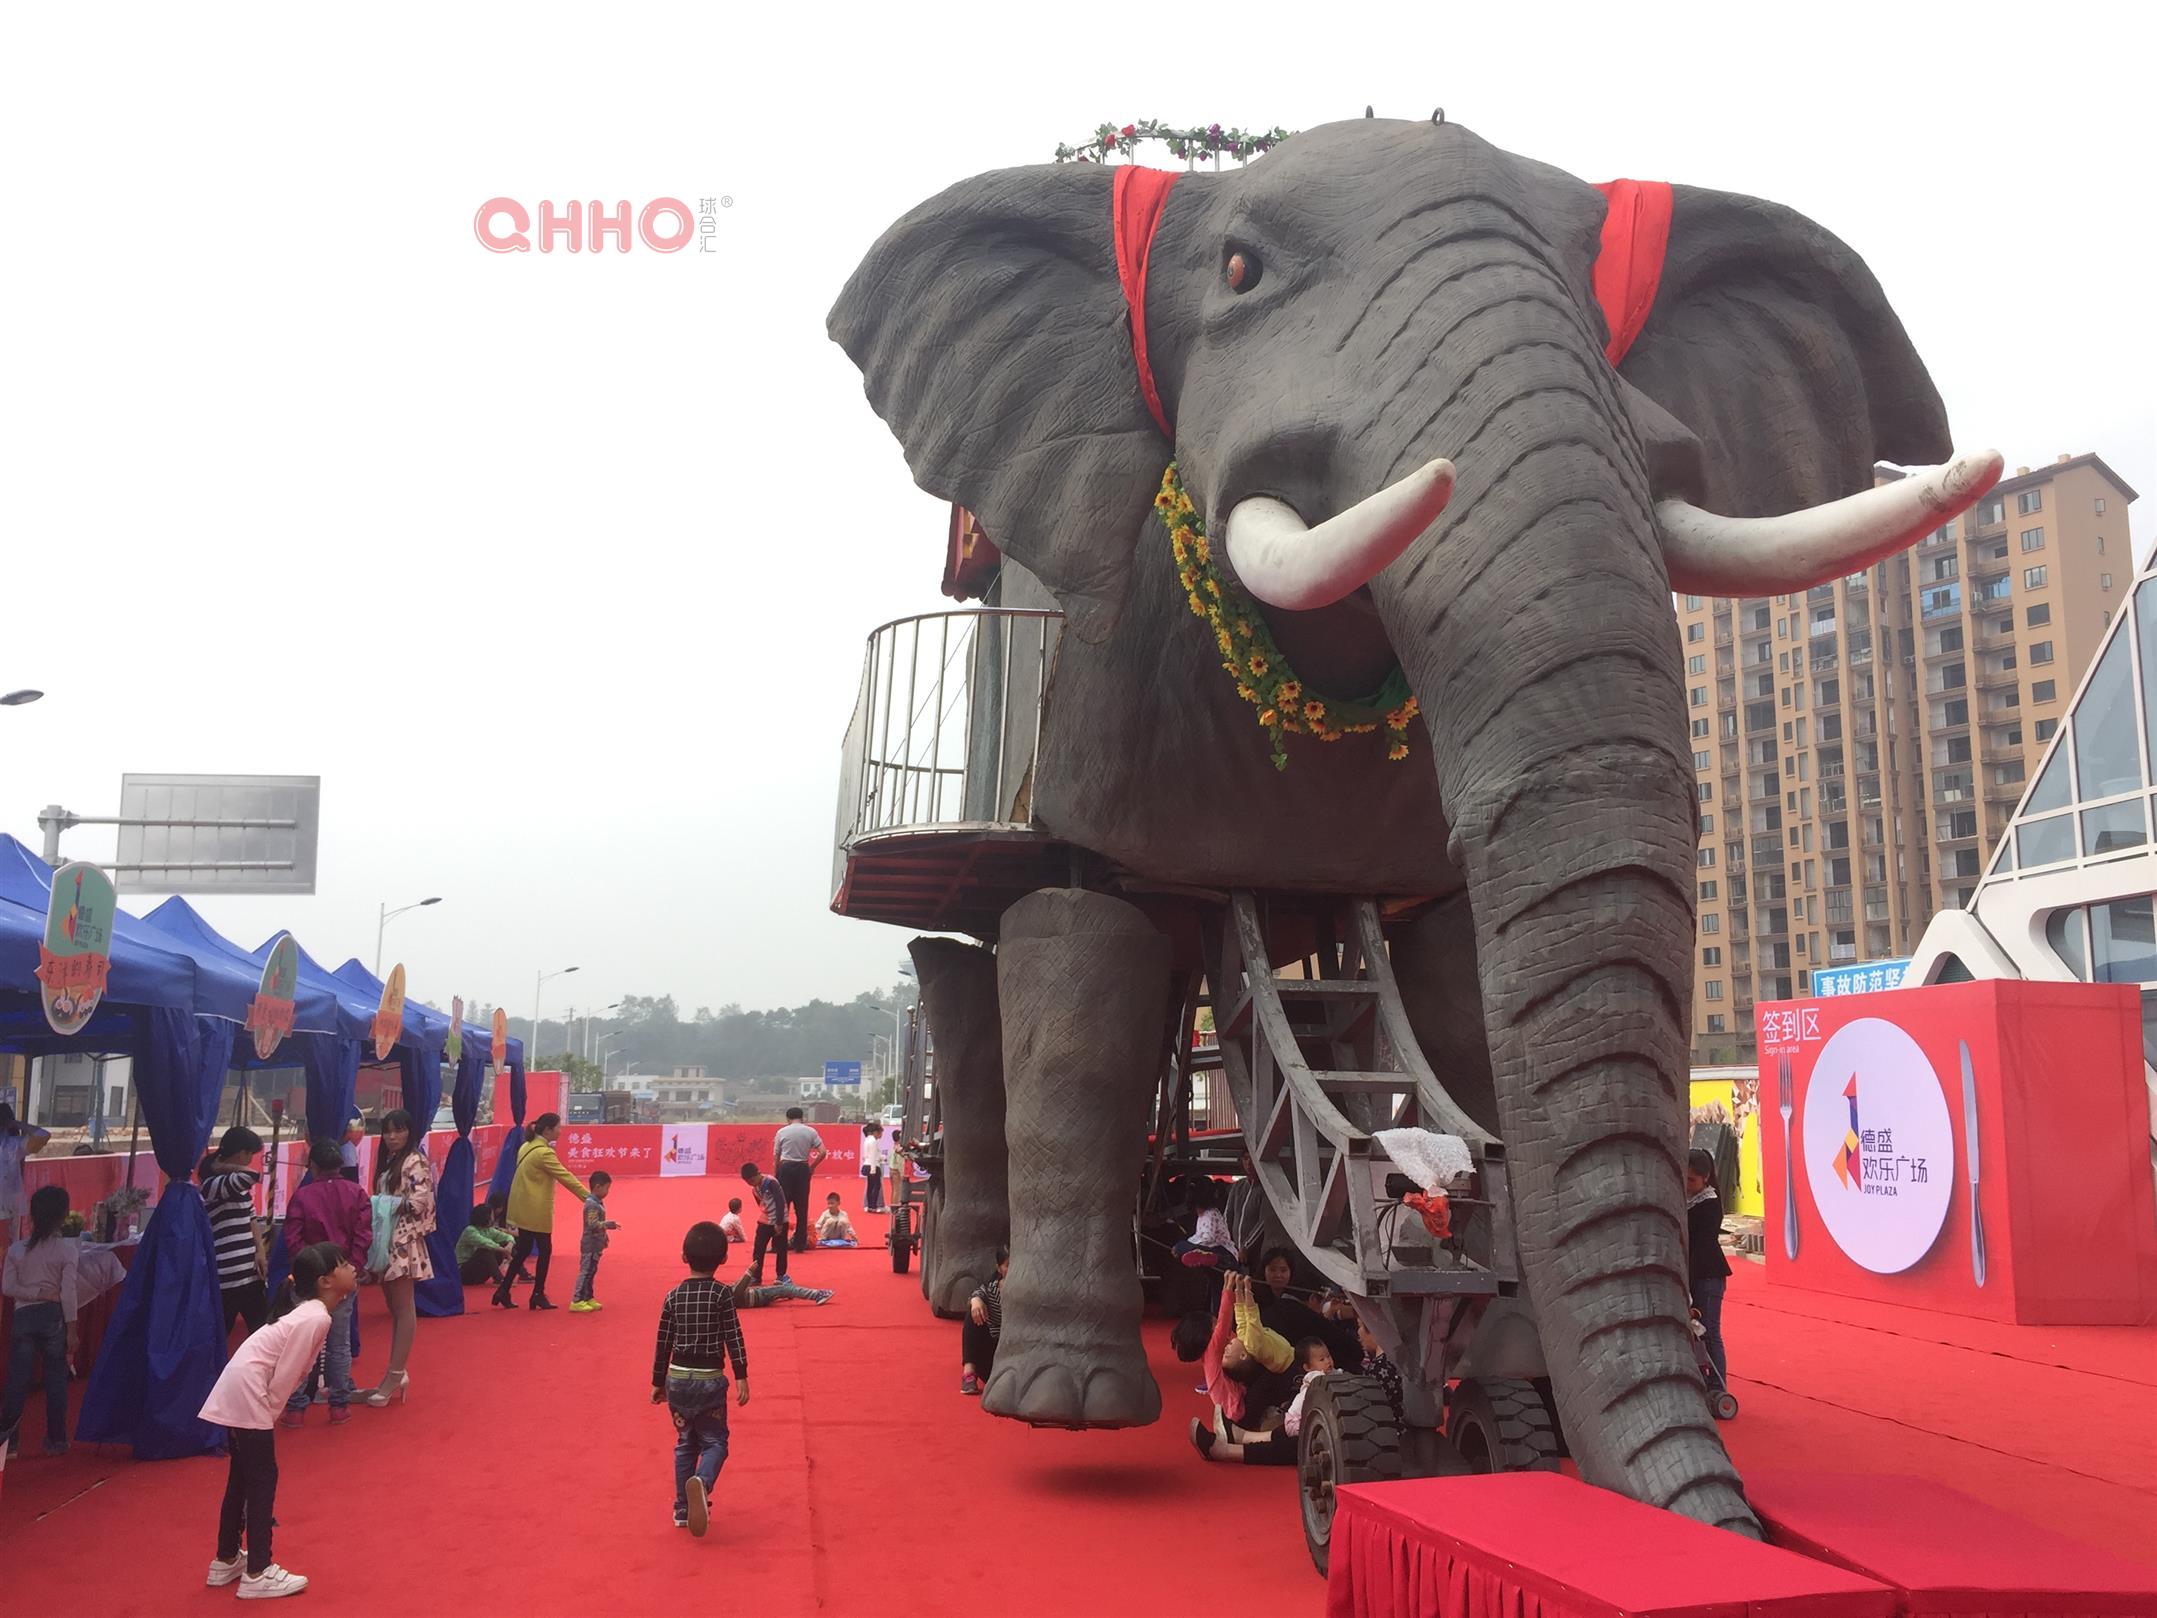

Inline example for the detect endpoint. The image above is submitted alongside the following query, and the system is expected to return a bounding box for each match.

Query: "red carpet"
[3,1187,2151,1614]
[0,1176,1317,1616]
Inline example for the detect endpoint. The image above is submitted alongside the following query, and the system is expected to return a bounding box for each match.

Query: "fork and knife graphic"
[1777,1042,1985,1284]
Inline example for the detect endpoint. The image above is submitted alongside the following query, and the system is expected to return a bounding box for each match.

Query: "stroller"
[1690,1305,1739,1421]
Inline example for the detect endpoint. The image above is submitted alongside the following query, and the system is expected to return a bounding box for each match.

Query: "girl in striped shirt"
[199,1127,266,1336]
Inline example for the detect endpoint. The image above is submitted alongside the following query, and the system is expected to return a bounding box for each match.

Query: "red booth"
[1757,979,2157,1325]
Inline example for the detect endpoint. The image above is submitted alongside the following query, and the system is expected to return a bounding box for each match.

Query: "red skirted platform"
[1324,1473,1897,1618]
[1748,1471,2157,1616]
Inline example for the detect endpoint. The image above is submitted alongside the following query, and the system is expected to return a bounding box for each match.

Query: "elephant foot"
[981,1341,1160,1430]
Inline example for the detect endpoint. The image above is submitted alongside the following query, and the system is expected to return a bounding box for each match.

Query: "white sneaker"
[237,1564,309,1600]
[207,1556,245,1587]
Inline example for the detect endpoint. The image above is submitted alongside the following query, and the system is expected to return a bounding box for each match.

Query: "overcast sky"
[3,4,2149,1023]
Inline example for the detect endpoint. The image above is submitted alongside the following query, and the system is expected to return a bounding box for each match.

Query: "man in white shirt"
[772,1109,826,1254]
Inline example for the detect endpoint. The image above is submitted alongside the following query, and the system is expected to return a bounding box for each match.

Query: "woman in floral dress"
[367,1109,435,1407]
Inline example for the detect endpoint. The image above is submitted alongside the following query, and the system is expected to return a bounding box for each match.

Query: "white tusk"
[1223,459,1456,612]
[1657,449,2006,597]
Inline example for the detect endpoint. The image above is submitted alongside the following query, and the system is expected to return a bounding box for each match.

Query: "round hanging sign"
[248,933,301,1062]
[373,963,407,1061]
[38,861,117,1036]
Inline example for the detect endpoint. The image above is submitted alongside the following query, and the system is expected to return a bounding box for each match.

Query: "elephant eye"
[1225,249,1261,293]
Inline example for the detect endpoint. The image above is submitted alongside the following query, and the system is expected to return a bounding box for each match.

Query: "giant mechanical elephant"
[829,117,1997,1536]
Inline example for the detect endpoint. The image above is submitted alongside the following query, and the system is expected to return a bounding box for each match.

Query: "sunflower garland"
[1154,463,1419,771]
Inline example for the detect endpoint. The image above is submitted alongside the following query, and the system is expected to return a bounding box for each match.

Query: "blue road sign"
[1809,958,1912,998]
[824,1060,863,1087]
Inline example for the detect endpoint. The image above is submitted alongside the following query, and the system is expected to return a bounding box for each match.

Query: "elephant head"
[830,118,1994,1533]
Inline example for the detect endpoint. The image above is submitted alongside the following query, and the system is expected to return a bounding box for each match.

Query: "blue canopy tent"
[0,835,266,1459]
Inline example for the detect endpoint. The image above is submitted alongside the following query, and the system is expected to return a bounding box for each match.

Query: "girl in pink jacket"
[199,1241,356,1600]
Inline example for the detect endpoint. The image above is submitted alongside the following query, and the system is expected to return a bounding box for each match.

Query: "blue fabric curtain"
[266,1033,366,1299]
[301,1034,361,1150]
[484,1058,529,1204]
[77,1009,238,1459]
[416,1050,487,1316]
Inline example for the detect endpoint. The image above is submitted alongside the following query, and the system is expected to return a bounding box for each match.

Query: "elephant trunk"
[1369,304,1757,1534]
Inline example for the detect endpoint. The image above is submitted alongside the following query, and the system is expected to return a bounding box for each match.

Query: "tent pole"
[116,1091,141,1240]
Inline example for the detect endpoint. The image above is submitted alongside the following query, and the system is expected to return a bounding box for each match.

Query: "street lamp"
[603,1048,633,1082]
[894,961,917,1085]
[596,1029,630,1072]
[1,690,42,707]
[533,965,580,1060]
[582,1001,622,1063]
[374,895,443,975]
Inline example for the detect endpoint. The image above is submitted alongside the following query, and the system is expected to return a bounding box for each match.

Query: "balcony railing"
[835,608,1063,861]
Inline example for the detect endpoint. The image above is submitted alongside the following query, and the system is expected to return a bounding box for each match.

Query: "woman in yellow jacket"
[490,1112,589,1312]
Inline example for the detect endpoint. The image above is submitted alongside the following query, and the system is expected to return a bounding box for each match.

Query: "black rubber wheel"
[1712,1389,1740,1422]
[1298,1373,1405,1577]
[1447,1378,1561,1474]
[889,1205,912,1275]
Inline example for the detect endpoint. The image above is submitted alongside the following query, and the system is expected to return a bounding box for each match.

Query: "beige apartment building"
[1678,452,2138,1063]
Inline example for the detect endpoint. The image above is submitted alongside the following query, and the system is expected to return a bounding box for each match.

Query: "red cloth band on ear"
[1591,179,1673,366]
[1113,165,1180,439]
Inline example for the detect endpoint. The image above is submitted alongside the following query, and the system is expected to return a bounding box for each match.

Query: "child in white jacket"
[1281,1337,1336,1437]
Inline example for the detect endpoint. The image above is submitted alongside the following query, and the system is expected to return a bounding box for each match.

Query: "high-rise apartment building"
[1678,452,2138,1064]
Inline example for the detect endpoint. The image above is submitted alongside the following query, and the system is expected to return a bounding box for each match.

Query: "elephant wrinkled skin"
[831,118,1955,1535]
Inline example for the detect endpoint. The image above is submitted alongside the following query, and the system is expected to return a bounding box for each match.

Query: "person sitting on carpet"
[457,1202,514,1284]
[1171,1180,1238,1270]
[731,1272,834,1307]
[652,1221,750,1537]
[1686,1147,1733,1387]
[960,1245,1007,1395]
[1252,1246,1360,1369]
[1180,1272,1299,1434]
[1190,1334,1333,1465]
[813,1193,857,1247]
[1281,1337,1334,1437]
[719,1198,747,1244]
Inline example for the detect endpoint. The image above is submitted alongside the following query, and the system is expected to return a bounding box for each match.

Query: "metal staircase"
[1205,893,1520,1402]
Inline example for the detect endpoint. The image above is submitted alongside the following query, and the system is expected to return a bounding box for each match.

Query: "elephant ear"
[829,165,1171,642]
[1617,185,1950,517]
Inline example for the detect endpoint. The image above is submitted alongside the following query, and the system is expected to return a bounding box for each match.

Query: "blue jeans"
[573,1250,602,1303]
[1693,1274,1729,1385]
[667,1373,731,1516]
[287,1293,356,1411]
[2,1300,69,1447]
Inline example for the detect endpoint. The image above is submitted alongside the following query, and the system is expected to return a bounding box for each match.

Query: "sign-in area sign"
[824,1060,862,1087]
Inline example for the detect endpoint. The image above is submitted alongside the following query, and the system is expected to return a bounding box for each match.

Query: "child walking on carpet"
[202,1241,355,1600]
[571,1170,619,1312]
[652,1220,749,1537]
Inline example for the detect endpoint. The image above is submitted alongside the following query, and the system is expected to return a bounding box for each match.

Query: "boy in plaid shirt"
[651,1220,749,1536]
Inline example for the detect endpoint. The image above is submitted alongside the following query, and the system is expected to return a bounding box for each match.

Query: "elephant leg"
[982,888,1169,1429]
[1388,891,1502,1139]
[910,938,1008,1317]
